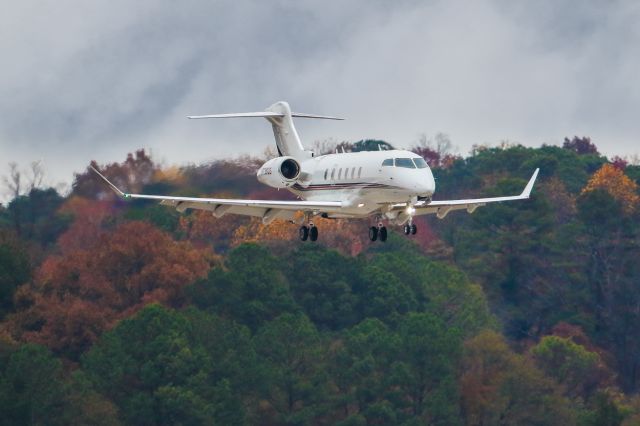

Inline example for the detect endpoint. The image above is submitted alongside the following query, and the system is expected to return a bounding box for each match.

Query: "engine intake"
[257,156,302,188]
[280,158,300,180]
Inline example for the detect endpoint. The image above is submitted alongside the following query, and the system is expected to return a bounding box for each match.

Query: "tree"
[459,330,576,425]
[2,162,22,200]
[187,243,297,331]
[285,245,359,330]
[0,233,31,319]
[365,251,496,337]
[355,264,416,323]
[82,304,222,425]
[576,187,640,392]
[582,163,639,214]
[253,313,326,424]
[531,335,600,400]
[0,343,67,425]
[412,133,458,169]
[7,221,210,360]
[72,150,156,199]
[390,313,462,424]
[351,139,394,152]
[329,319,394,422]
[4,187,70,243]
[563,136,599,155]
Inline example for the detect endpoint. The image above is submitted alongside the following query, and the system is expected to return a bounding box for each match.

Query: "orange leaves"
[7,221,211,359]
[230,215,369,256]
[56,196,116,253]
[180,209,249,250]
[582,163,639,213]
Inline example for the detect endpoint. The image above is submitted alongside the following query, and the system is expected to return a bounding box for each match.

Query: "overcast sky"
[1,0,639,197]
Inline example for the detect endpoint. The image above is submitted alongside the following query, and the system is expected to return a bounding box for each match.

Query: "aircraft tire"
[410,224,417,235]
[309,226,318,242]
[369,226,378,241]
[299,226,309,241]
[403,224,411,235]
[379,227,387,242]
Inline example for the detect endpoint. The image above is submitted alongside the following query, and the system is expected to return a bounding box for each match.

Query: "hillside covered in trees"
[1,137,640,425]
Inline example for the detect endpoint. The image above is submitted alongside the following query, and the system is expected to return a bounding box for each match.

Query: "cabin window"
[382,158,393,167]
[358,166,362,178]
[413,158,428,169]
[324,169,328,180]
[331,168,335,179]
[351,167,355,179]
[395,158,416,168]
[338,168,342,179]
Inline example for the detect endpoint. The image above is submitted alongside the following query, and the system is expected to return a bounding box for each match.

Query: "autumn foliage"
[4,141,640,423]
[6,221,210,359]
[582,163,639,213]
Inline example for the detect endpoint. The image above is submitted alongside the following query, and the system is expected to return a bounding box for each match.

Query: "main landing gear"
[299,224,318,242]
[369,223,388,242]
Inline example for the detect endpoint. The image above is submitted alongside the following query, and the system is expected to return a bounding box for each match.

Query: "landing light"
[406,206,416,215]
[358,203,365,208]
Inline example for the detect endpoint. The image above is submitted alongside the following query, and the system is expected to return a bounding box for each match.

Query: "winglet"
[89,166,129,198]
[520,168,540,198]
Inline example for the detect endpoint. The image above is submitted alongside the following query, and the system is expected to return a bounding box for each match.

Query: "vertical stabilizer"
[265,101,311,159]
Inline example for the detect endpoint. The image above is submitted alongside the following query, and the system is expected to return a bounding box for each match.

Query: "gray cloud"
[1,0,639,199]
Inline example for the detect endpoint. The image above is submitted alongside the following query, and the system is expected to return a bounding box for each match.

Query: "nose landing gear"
[403,223,417,235]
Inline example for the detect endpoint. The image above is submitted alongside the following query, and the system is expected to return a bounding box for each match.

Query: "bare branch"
[27,160,45,192]
[2,162,22,199]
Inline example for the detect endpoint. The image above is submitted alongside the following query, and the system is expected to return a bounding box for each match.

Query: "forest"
[1,136,640,425]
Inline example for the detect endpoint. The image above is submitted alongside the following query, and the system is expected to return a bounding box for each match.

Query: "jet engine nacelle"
[257,156,301,188]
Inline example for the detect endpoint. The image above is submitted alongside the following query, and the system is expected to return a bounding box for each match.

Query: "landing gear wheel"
[410,223,417,235]
[369,226,378,242]
[299,226,309,241]
[309,226,318,242]
[379,226,387,242]
[403,224,411,235]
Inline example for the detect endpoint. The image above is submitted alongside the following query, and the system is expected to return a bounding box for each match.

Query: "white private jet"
[92,101,539,242]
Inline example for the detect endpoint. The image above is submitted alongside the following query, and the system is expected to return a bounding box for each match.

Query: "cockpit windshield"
[381,158,428,169]
[395,158,416,168]
[413,158,428,168]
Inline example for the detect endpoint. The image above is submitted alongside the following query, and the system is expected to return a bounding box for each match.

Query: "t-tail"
[188,101,343,160]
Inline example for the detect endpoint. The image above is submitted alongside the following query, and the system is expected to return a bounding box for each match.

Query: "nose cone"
[417,168,436,196]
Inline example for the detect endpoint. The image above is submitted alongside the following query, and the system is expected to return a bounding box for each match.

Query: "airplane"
[92,101,539,242]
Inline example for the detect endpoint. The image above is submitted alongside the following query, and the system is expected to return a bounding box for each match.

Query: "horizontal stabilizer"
[188,112,343,120]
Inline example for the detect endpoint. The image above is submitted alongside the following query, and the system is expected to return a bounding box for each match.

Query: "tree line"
[1,137,640,424]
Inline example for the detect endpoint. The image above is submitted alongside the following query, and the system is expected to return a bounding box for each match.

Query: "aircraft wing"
[90,167,342,224]
[394,168,539,219]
